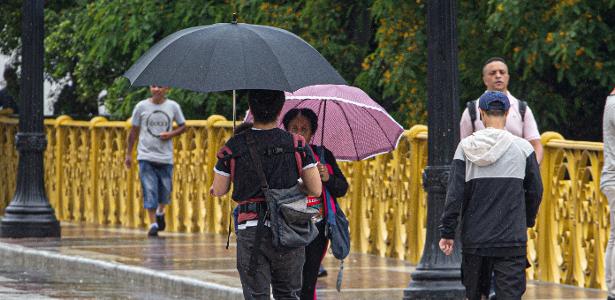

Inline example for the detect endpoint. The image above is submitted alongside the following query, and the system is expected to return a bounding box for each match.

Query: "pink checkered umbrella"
[245,84,404,161]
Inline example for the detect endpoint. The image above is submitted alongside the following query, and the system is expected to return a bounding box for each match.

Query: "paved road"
[0,263,186,299]
[0,223,608,300]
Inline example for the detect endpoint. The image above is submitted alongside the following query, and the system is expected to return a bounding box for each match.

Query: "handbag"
[324,189,350,260]
[319,147,351,291]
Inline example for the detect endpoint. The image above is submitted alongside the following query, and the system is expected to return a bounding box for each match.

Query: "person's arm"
[529,139,543,164]
[524,152,543,227]
[160,103,187,140]
[522,106,543,163]
[210,144,233,197]
[459,108,473,139]
[211,173,231,196]
[299,145,322,197]
[301,166,322,197]
[159,124,186,140]
[438,146,466,255]
[125,126,139,168]
[322,148,348,198]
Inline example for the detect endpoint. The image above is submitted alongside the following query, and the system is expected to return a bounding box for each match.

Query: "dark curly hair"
[282,108,319,134]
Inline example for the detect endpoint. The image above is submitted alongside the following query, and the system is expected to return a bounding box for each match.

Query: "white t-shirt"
[131,98,186,164]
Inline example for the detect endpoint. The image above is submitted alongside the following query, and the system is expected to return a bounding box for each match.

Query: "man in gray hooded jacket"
[438,91,543,300]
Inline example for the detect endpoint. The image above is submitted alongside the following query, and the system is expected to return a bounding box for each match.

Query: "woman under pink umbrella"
[283,108,348,300]
[245,84,404,297]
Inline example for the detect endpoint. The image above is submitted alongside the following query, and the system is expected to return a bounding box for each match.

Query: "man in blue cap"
[438,91,543,300]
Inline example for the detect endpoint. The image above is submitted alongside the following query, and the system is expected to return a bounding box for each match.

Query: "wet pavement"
[0,223,608,299]
[0,262,183,299]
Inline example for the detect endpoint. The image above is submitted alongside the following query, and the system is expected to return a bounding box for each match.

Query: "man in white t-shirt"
[602,88,615,300]
[125,85,186,237]
[460,57,543,163]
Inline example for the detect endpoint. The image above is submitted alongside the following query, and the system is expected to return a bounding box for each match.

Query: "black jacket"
[439,129,543,250]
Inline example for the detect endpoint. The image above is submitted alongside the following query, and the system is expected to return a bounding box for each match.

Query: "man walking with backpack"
[210,89,322,300]
[439,91,543,300]
[460,57,543,163]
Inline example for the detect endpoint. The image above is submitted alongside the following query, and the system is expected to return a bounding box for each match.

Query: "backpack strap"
[244,131,269,277]
[519,100,527,122]
[467,100,477,132]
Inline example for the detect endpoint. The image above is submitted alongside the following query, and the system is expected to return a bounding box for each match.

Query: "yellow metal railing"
[0,113,606,289]
[531,132,606,288]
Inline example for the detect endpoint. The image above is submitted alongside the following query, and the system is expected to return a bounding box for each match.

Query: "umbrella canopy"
[246,85,404,161]
[123,22,346,93]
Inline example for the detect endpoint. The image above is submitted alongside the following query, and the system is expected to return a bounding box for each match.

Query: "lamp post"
[404,0,463,298]
[0,0,61,238]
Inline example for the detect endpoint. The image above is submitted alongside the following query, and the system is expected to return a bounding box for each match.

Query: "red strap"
[236,197,265,205]
[238,212,258,223]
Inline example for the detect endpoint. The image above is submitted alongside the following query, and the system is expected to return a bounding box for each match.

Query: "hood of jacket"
[460,128,513,167]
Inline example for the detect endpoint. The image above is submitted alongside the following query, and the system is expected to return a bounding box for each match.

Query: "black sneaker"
[156,214,166,231]
[148,225,159,237]
[318,267,328,277]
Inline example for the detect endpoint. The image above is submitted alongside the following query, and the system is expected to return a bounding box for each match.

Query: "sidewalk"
[0,223,607,300]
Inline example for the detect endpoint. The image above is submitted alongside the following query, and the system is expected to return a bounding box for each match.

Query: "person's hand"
[439,239,454,256]
[159,131,173,140]
[124,155,132,169]
[317,163,329,182]
[209,186,215,197]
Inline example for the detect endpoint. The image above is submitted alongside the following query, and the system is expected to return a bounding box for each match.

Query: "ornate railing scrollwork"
[0,111,607,290]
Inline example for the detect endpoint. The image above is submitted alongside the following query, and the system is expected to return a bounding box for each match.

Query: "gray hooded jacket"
[439,128,543,251]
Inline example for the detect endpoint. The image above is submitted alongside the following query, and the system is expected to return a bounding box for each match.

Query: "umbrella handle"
[233,90,236,132]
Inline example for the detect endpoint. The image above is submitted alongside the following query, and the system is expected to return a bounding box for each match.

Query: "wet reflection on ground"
[0,223,607,299]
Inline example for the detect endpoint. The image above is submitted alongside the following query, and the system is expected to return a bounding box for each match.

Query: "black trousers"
[461,253,526,300]
[237,227,305,300]
[300,220,328,300]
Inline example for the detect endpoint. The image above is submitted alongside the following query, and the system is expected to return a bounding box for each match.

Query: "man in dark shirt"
[210,89,322,300]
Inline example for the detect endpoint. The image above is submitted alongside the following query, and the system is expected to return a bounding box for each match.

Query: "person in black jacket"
[438,91,543,300]
[283,108,349,300]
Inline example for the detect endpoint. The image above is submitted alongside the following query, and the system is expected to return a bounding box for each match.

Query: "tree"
[485,0,615,140]
[1,1,612,140]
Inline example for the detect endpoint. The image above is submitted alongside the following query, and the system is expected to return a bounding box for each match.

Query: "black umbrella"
[123,16,346,126]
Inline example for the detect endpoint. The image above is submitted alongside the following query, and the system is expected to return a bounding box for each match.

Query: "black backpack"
[467,99,527,132]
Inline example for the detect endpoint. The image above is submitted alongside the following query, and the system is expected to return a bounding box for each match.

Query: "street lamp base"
[404,269,465,300]
[0,219,61,238]
[0,207,61,238]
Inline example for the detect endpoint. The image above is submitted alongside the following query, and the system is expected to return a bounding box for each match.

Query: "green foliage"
[360,0,427,124]
[0,1,612,139]
[364,0,614,140]
[483,0,615,139]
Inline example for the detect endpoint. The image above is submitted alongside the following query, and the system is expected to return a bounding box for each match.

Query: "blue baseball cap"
[479,91,510,111]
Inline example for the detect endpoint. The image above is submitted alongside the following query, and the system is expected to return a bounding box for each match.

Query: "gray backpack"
[244,131,319,275]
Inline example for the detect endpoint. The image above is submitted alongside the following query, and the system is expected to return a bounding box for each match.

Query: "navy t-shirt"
[214,128,317,202]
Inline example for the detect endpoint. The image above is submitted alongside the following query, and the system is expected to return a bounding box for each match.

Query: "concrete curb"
[0,241,244,299]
